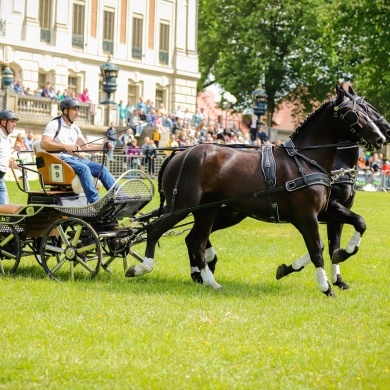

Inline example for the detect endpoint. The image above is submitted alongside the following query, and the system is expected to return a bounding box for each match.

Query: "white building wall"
[0,0,199,118]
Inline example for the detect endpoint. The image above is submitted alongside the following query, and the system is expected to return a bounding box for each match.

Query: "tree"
[198,0,331,126]
[198,0,390,124]
[318,0,390,114]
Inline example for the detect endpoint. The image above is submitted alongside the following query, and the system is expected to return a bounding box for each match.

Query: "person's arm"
[41,135,80,154]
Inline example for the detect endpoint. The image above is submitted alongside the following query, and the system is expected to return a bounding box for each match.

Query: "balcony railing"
[0,19,6,37]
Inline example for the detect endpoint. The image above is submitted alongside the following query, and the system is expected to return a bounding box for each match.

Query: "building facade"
[0,0,199,135]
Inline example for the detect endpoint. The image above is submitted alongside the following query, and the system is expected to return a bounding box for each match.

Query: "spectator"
[165,134,179,155]
[249,114,258,142]
[146,99,155,114]
[23,131,35,151]
[76,92,83,103]
[55,90,64,100]
[173,118,184,136]
[357,155,369,171]
[105,122,117,159]
[192,109,202,129]
[13,79,25,95]
[141,136,151,168]
[256,126,269,143]
[119,128,134,162]
[40,98,116,204]
[370,152,382,174]
[0,110,21,204]
[118,100,127,127]
[136,97,147,113]
[183,107,192,127]
[62,89,69,99]
[14,133,27,152]
[80,88,92,103]
[135,109,148,137]
[127,138,141,174]
[24,87,34,96]
[41,82,56,99]
[198,107,208,124]
[145,138,157,176]
[126,100,135,125]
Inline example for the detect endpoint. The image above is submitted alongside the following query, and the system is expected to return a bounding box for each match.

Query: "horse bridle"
[333,96,376,148]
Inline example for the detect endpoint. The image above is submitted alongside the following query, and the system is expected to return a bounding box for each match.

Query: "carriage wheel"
[0,226,21,275]
[40,218,102,281]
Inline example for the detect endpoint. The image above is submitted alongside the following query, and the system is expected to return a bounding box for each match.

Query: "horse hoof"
[276,264,296,280]
[191,272,203,284]
[333,275,350,290]
[125,263,153,277]
[323,288,337,298]
[212,282,222,290]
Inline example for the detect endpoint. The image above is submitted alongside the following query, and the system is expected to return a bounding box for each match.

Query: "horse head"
[345,85,390,146]
[334,84,385,150]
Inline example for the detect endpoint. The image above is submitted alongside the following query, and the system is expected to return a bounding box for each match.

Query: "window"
[159,22,169,65]
[127,84,137,105]
[103,9,114,54]
[68,76,79,95]
[39,0,52,43]
[132,17,143,59]
[155,89,164,109]
[72,2,85,48]
[38,73,47,90]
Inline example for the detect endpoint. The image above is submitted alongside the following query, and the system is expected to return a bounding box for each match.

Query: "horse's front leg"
[188,210,221,290]
[296,218,336,297]
[187,232,217,284]
[326,222,350,290]
[126,214,187,277]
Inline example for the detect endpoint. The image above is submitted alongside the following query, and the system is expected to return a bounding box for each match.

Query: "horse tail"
[158,151,177,216]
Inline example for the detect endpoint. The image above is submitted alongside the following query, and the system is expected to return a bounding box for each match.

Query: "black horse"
[126,84,385,297]
[186,86,390,290]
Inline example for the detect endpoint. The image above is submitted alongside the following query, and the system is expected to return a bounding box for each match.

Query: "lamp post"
[222,91,237,130]
[1,65,14,91]
[100,55,119,104]
[252,84,267,127]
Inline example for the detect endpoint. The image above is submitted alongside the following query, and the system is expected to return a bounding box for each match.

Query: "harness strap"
[170,147,194,214]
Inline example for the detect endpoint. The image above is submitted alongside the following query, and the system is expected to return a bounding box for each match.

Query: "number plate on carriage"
[50,164,64,182]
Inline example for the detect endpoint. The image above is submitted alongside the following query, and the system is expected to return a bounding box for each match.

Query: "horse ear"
[348,85,356,96]
[335,83,344,104]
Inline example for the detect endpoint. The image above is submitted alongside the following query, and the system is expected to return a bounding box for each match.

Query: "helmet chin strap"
[64,109,74,124]
[0,121,10,135]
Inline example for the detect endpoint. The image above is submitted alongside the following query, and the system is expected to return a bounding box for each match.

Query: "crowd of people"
[357,151,390,175]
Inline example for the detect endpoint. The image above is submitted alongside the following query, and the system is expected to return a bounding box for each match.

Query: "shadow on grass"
[8,261,290,299]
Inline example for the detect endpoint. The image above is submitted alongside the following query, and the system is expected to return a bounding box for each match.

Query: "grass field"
[0,180,389,389]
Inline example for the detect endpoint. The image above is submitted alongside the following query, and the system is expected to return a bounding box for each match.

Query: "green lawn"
[0,180,389,389]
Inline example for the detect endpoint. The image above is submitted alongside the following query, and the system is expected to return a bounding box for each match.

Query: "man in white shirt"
[0,110,20,204]
[40,98,116,204]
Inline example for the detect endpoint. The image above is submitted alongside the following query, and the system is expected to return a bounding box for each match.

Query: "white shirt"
[0,130,12,173]
[43,116,83,157]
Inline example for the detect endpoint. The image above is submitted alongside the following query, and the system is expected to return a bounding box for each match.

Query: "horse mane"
[290,99,332,140]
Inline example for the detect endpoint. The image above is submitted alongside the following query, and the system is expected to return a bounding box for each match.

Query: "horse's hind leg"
[126,213,188,277]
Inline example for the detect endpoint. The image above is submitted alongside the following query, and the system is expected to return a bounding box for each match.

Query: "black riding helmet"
[0,109,19,134]
[60,98,81,124]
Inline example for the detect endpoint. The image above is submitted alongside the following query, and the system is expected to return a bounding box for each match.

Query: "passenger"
[40,97,116,204]
[0,110,21,204]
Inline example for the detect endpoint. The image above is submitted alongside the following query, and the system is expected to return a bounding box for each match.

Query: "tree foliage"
[198,0,390,124]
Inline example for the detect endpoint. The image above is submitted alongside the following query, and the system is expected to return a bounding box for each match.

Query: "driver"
[40,98,116,204]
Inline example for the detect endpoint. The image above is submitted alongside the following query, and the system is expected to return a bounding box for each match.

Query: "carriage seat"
[0,204,24,214]
[33,141,101,194]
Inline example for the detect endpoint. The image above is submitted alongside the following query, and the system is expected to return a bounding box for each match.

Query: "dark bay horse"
[187,86,390,290]
[126,85,385,297]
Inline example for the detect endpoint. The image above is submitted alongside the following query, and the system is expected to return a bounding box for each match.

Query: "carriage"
[0,149,156,281]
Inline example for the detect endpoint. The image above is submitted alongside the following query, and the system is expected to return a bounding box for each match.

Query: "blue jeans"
[60,156,117,203]
[0,179,8,204]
